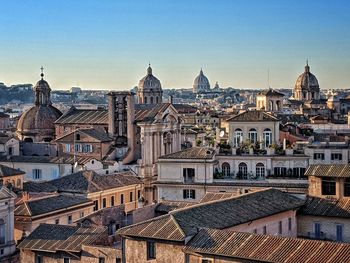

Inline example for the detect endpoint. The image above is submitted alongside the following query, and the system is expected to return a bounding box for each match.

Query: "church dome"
[138,65,162,92]
[193,69,210,93]
[17,70,62,142]
[295,62,319,92]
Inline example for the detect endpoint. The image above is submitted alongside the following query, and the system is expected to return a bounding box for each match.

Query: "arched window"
[256,163,265,179]
[238,163,248,179]
[144,97,148,104]
[75,133,80,141]
[17,179,21,187]
[156,97,159,104]
[248,129,257,144]
[222,162,230,177]
[150,97,154,104]
[24,137,33,142]
[234,129,243,147]
[263,128,272,147]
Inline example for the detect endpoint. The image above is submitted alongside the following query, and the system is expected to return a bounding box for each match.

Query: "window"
[183,168,195,183]
[103,163,109,170]
[99,257,105,263]
[64,258,70,263]
[83,144,93,153]
[222,162,230,177]
[120,194,124,204]
[36,255,43,263]
[278,221,282,235]
[144,97,148,104]
[68,215,72,224]
[102,198,107,208]
[93,200,99,211]
[17,179,21,187]
[75,133,80,141]
[336,224,343,242]
[8,146,13,156]
[313,153,325,160]
[263,129,272,147]
[253,229,257,234]
[255,163,265,178]
[111,196,115,206]
[274,167,287,177]
[80,212,84,218]
[183,189,196,199]
[0,220,5,244]
[248,128,257,143]
[108,221,116,236]
[65,144,71,152]
[331,153,342,161]
[116,258,121,263]
[238,163,248,179]
[288,218,292,231]
[314,222,321,239]
[137,190,141,200]
[129,192,133,202]
[75,143,82,152]
[147,241,156,260]
[55,219,59,224]
[344,179,350,197]
[263,226,267,235]
[32,169,42,180]
[234,129,243,147]
[202,260,213,263]
[321,178,336,195]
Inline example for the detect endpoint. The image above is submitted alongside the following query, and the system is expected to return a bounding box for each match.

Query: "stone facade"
[124,238,184,263]
[298,215,350,242]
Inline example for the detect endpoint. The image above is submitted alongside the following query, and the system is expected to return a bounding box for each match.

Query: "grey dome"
[138,65,162,92]
[295,63,319,92]
[193,69,210,93]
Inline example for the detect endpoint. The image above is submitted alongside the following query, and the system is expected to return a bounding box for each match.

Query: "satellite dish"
[219,131,225,137]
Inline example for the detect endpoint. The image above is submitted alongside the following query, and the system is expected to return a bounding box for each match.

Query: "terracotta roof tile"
[18,224,106,253]
[305,164,350,178]
[185,228,350,263]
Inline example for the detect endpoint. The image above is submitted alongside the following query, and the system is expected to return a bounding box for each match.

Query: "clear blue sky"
[0,0,350,90]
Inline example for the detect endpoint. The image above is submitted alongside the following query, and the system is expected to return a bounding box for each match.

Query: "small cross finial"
[306,59,308,66]
[40,66,44,79]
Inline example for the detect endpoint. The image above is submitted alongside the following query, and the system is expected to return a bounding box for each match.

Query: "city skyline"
[1,0,350,90]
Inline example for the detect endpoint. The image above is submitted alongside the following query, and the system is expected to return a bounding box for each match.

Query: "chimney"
[169,95,173,104]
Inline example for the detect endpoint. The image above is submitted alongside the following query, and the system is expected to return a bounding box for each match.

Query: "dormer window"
[344,179,350,197]
[321,177,336,196]
[75,133,80,141]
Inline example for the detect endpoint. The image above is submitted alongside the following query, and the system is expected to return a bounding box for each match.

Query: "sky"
[0,0,350,90]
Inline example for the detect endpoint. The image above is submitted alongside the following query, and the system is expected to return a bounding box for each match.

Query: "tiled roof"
[0,164,25,177]
[15,195,93,217]
[155,201,195,213]
[18,224,106,253]
[305,164,350,178]
[135,103,172,123]
[55,107,108,124]
[23,181,59,193]
[257,89,284,97]
[299,196,350,218]
[226,110,279,122]
[0,155,95,165]
[159,147,215,160]
[55,128,113,142]
[118,189,304,241]
[199,192,237,203]
[184,228,350,263]
[118,214,186,241]
[24,170,141,194]
[172,104,197,114]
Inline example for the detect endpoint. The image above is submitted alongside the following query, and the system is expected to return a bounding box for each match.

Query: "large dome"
[295,63,319,92]
[138,65,162,92]
[193,69,210,93]
[17,72,62,142]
